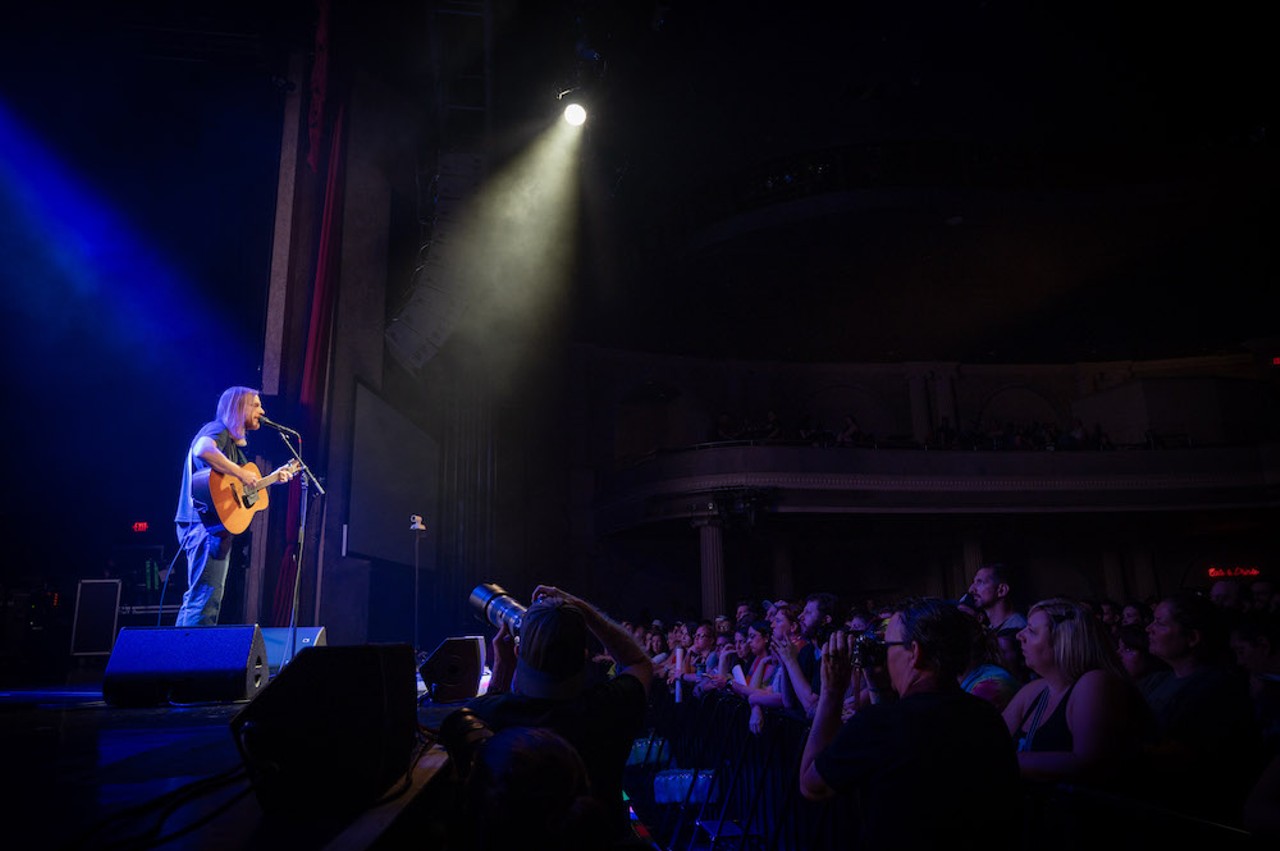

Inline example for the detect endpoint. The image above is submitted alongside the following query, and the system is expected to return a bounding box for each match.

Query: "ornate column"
[695,518,726,620]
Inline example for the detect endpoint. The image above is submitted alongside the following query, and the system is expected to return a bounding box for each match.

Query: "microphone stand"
[410,516,427,662]
[274,429,325,671]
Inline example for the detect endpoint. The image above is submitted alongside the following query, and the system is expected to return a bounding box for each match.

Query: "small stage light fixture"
[563,102,587,126]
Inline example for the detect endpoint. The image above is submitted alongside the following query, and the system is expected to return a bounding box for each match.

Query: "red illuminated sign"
[1207,566,1261,578]
[132,521,149,533]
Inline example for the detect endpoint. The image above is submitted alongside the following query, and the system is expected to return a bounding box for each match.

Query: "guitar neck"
[248,464,294,494]
[259,470,286,489]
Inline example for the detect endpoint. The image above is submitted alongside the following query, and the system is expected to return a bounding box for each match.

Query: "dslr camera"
[439,707,494,781]
[850,628,887,670]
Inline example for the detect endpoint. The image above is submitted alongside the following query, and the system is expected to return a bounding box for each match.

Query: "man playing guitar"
[174,386,294,626]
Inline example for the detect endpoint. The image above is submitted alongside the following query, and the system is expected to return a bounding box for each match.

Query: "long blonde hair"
[216,386,259,442]
[1028,597,1126,683]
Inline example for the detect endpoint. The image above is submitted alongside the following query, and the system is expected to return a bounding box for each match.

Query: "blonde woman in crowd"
[1003,597,1153,786]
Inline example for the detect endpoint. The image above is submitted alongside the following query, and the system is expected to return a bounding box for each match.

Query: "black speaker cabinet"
[71,579,121,656]
[259,625,327,675]
[103,625,268,706]
[230,643,418,815]
[420,635,484,702]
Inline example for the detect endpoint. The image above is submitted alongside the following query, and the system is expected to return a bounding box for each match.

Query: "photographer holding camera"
[465,584,653,843]
[799,598,1021,849]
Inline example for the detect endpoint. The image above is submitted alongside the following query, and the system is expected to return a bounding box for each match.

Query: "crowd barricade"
[641,688,746,846]
[625,686,1260,850]
[626,687,857,850]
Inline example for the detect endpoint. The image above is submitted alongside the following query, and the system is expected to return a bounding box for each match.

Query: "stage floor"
[0,660,462,850]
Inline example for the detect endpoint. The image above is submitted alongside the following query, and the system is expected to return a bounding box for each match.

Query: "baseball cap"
[514,599,589,700]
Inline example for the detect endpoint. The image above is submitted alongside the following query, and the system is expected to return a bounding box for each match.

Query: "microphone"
[260,416,301,437]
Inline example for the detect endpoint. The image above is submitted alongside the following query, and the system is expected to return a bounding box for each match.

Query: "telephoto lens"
[470,583,527,633]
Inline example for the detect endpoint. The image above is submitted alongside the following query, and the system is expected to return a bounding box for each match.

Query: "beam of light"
[0,99,256,552]
[0,100,222,370]
[428,116,584,389]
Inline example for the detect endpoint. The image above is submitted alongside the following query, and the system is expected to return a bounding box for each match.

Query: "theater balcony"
[595,440,1280,534]
[566,346,1280,609]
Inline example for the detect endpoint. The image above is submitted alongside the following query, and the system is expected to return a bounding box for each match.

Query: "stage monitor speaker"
[103,625,268,707]
[420,635,484,702]
[71,579,121,656]
[259,626,327,675]
[230,643,418,815]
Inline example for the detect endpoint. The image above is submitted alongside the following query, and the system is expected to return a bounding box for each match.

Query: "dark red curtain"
[272,0,345,626]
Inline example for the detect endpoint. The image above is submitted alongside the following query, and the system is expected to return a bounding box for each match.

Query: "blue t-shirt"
[174,421,246,525]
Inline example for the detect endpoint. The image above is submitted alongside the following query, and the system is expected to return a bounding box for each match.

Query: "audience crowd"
[606,572,1280,843]
[449,572,1279,848]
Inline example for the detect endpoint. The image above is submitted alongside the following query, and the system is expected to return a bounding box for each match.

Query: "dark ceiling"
[3,1,1275,366]
[0,0,1273,586]
[529,1,1276,363]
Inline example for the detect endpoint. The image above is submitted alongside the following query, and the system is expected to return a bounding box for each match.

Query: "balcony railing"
[595,442,1280,532]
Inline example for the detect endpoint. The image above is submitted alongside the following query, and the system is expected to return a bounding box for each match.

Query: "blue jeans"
[176,522,233,626]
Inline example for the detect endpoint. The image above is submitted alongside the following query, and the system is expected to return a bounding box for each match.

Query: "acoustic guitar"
[192,460,300,535]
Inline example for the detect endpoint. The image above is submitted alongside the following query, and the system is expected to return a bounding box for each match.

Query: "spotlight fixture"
[556,87,588,126]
